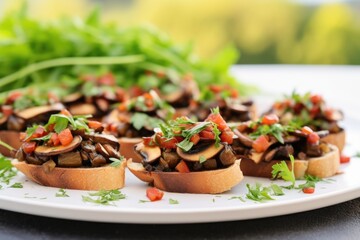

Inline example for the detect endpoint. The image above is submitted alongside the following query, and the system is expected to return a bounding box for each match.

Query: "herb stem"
[0,55,145,89]
[0,140,15,151]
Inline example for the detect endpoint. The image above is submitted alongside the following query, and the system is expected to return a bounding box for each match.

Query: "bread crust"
[118,137,143,163]
[12,159,126,190]
[240,144,339,179]
[127,159,243,194]
[0,131,21,157]
[322,130,345,152]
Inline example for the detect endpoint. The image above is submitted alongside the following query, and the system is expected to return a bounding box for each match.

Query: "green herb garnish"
[246,183,274,202]
[139,200,150,203]
[109,156,125,168]
[228,196,246,202]
[177,122,211,152]
[9,182,23,188]
[130,113,164,131]
[56,188,69,197]
[270,184,285,196]
[82,190,126,206]
[169,198,179,204]
[199,155,207,164]
[271,154,296,188]
[0,154,18,185]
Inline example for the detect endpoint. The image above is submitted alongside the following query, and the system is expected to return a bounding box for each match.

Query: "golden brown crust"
[0,131,21,157]
[322,130,345,152]
[127,159,243,194]
[12,159,126,190]
[240,144,339,179]
[118,137,143,163]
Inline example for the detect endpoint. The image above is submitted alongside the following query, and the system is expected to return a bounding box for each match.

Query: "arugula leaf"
[82,190,126,206]
[177,122,211,152]
[56,188,69,197]
[176,139,194,152]
[271,154,296,188]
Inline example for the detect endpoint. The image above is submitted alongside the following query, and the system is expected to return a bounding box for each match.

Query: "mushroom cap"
[34,136,82,156]
[176,142,224,162]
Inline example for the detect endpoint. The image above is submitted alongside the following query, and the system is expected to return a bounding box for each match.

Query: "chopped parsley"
[139,199,150,203]
[56,188,69,197]
[169,198,179,204]
[246,183,274,202]
[82,190,126,206]
[270,184,285,196]
[9,182,23,188]
[271,154,296,189]
[228,196,246,202]
[0,154,18,185]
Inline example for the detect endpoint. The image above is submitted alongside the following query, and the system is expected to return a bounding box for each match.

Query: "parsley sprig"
[0,154,18,186]
[271,154,296,188]
[56,188,69,197]
[109,157,124,168]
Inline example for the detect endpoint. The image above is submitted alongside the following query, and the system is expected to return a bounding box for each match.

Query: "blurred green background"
[1,0,360,65]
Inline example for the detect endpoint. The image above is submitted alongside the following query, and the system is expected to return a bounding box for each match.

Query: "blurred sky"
[1,0,360,65]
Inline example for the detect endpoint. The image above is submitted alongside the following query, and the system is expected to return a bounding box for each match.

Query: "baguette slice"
[127,159,243,194]
[240,144,340,179]
[12,159,126,190]
[0,131,21,157]
[322,130,345,153]
[118,137,143,163]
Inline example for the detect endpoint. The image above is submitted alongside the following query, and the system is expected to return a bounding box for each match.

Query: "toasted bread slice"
[127,159,243,194]
[118,137,143,163]
[322,130,345,152]
[0,131,21,157]
[12,159,126,190]
[240,144,340,179]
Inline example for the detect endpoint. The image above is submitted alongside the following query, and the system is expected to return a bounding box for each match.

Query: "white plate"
[0,66,359,224]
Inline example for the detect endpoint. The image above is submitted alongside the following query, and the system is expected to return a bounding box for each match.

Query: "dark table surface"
[0,197,359,240]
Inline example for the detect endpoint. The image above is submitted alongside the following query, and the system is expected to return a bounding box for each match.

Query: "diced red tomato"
[143,93,154,108]
[261,114,279,125]
[220,130,234,144]
[60,109,72,117]
[303,187,315,194]
[199,130,215,140]
[174,136,185,142]
[6,91,22,104]
[98,73,115,86]
[230,89,239,98]
[157,71,166,78]
[143,137,156,147]
[324,108,334,120]
[310,106,320,117]
[340,155,350,164]
[49,133,60,146]
[160,138,178,149]
[190,134,200,145]
[252,135,271,153]
[34,126,47,138]
[209,85,223,94]
[130,86,144,97]
[307,132,320,144]
[205,113,227,131]
[310,94,323,105]
[58,128,73,146]
[293,103,304,114]
[23,142,37,154]
[47,124,55,132]
[301,126,314,135]
[1,105,13,116]
[146,187,164,201]
[88,120,102,130]
[175,160,190,173]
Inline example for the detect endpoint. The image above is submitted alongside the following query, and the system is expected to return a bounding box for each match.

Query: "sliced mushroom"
[162,151,180,168]
[283,135,300,143]
[90,153,107,167]
[264,148,278,162]
[26,155,42,165]
[219,144,236,166]
[15,103,64,120]
[62,92,83,104]
[95,98,110,112]
[233,129,254,147]
[0,116,8,128]
[34,136,82,156]
[42,159,56,173]
[84,133,119,148]
[164,89,184,104]
[228,103,249,113]
[95,143,110,158]
[275,145,294,159]
[103,144,121,159]
[203,158,217,170]
[15,148,26,162]
[58,151,82,167]
[135,143,161,164]
[248,150,264,164]
[176,143,224,162]
[7,115,26,131]
[69,103,97,116]
[316,130,329,138]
